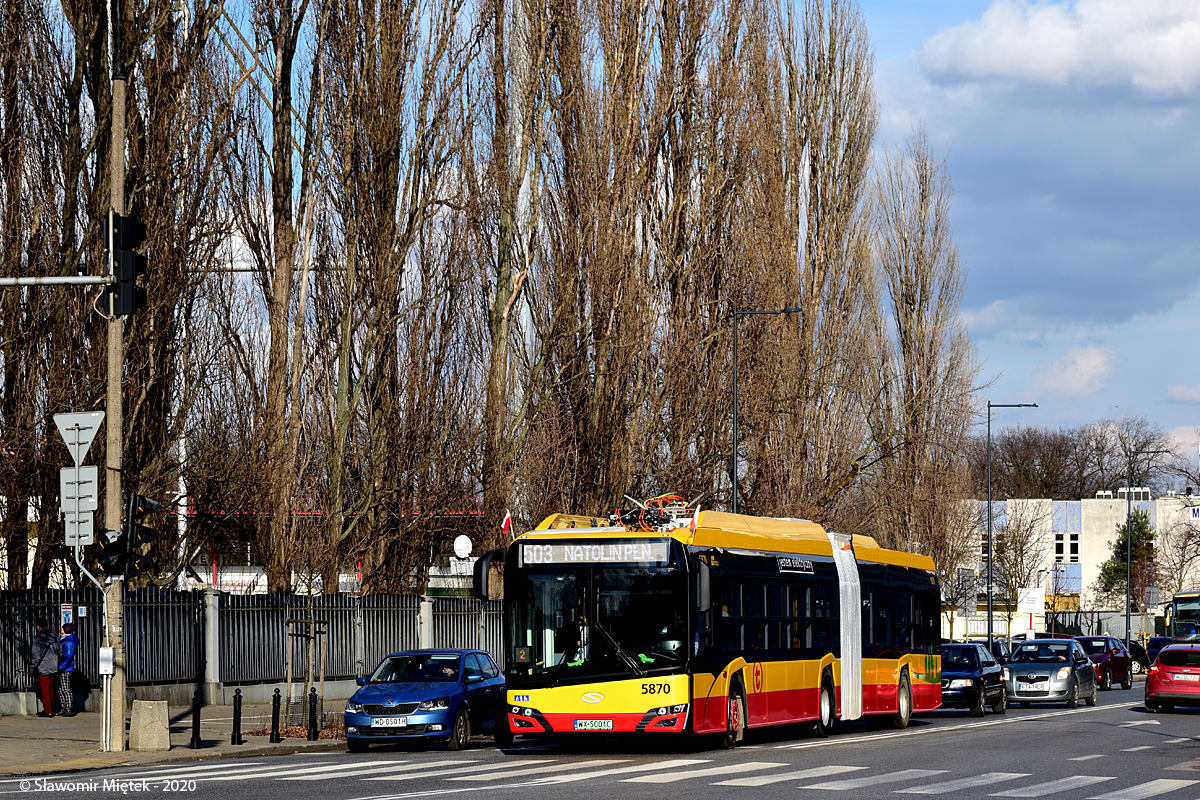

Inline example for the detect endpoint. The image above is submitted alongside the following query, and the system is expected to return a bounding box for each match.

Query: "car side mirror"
[356,676,367,686]
[467,673,483,683]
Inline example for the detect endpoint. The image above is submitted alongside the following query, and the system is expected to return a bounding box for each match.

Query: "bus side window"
[745,582,767,651]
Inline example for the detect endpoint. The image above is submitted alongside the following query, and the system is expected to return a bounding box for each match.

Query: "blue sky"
[860,0,1200,460]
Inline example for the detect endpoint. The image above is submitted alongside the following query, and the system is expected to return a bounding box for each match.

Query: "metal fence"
[3,590,503,692]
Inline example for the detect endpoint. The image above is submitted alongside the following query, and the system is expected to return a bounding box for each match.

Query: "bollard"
[188,690,203,749]
[307,687,319,741]
[269,688,282,743]
[231,688,243,745]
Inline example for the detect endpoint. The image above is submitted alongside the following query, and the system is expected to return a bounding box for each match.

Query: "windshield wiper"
[593,621,645,677]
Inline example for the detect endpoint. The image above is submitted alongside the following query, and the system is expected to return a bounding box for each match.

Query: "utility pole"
[106,0,127,752]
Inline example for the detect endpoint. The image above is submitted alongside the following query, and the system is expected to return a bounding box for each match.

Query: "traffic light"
[97,528,129,576]
[123,493,161,577]
[103,210,147,316]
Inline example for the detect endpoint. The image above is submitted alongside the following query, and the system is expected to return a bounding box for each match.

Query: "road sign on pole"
[60,466,99,511]
[63,511,94,546]
[54,412,105,466]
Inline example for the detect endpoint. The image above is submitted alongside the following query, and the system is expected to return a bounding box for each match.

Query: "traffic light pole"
[106,0,127,753]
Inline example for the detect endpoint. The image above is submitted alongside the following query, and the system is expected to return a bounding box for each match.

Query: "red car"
[1075,636,1133,690]
[1146,643,1200,712]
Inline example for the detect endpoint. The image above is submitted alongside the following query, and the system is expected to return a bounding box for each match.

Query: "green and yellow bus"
[474,504,941,743]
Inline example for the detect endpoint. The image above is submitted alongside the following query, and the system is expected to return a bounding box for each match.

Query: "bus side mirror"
[473,548,506,601]
[695,560,711,613]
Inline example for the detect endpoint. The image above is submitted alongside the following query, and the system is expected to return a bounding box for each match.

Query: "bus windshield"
[1172,597,1200,637]
[507,564,688,680]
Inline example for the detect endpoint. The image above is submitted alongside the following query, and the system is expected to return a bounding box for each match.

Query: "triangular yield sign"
[54,411,106,466]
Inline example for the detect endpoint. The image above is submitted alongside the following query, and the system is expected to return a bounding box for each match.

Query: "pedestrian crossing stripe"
[991,776,1116,797]
[715,765,862,787]
[446,759,626,781]
[360,760,558,781]
[896,773,1031,795]
[532,759,711,783]
[624,762,788,783]
[1088,779,1199,800]
[278,760,474,781]
[804,768,947,790]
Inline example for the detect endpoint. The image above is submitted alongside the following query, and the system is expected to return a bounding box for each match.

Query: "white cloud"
[1030,345,1116,398]
[920,0,1200,96]
[1166,384,1200,404]
[1167,425,1200,458]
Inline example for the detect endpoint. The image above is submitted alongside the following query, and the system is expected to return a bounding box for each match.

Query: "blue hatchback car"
[345,649,508,752]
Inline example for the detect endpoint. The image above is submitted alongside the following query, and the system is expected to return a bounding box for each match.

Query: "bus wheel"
[723,690,746,748]
[892,672,912,729]
[814,674,835,738]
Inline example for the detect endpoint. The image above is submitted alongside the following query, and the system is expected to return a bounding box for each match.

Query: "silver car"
[1005,638,1098,708]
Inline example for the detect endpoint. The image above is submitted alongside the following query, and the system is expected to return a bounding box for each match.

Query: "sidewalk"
[0,703,345,777]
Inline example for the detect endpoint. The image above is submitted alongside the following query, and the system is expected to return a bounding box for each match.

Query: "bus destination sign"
[522,540,670,566]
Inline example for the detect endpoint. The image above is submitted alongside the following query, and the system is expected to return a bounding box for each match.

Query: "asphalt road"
[7,686,1199,800]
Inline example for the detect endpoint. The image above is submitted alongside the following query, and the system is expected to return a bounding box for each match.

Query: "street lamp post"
[986,401,1037,652]
[1125,448,1168,643]
[730,302,801,514]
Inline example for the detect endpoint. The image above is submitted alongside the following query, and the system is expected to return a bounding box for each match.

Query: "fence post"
[307,687,319,741]
[188,690,203,749]
[202,589,221,703]
[353,598,365,679]
[231,688,243,745]
[269,688,282,743]
[419,596,433,649]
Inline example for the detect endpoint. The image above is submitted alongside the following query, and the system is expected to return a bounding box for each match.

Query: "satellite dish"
[453,535,472,559]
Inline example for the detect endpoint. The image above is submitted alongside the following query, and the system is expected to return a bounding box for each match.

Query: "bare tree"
[992,500,1051,632]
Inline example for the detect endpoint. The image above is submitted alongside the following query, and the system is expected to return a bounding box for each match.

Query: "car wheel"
[1121,671,1133,691]
[1131,660,1143,675]
[1065,680,1079,709]
[969,689,986,718]
[814,674,835,738]
[723,687,746,747]
[347,738,368,753]
[893,672,912,729]
[1085,684,1097,706]
[447,709,470,751]
[1100,669,1111,690]
[992,691,1007,714]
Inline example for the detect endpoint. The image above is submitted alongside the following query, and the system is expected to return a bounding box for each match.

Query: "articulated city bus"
[474,501,941,743]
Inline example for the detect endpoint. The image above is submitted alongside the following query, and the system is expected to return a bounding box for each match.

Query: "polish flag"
[501,509,513,538]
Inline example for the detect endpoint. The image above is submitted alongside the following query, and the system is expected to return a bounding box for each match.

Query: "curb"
[0,738,347,778]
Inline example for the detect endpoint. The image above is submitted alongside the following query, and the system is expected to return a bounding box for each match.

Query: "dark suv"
[941,642,1007,716]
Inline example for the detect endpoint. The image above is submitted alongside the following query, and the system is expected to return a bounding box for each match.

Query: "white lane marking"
[776,705,1113,749]
[168,761,359,782]
[1070,755,1106,761]
[1120,721,1161,727]
[1122,746,1154,752]
[991,776,1115,797]
[533,759,711,784]
[1088,779,1199,800]
[360,760,557,782]
[716,765,865,787]
[1166,738,1192,744]
[280,760,474,781]
[896,772,1032,794]
[623,761,788,783]
[203,761,409,782]
[446,760,627,781]
[804,769,947,790]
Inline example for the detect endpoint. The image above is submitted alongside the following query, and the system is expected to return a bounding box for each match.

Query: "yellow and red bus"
[474,505,941,744]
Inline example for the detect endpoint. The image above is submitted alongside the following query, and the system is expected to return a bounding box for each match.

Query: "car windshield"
[1011,642,1072,663]
[1078,639,1107,655]
[369,654,461,683]
[942,647,979,670]
[1158,649,1200,667]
